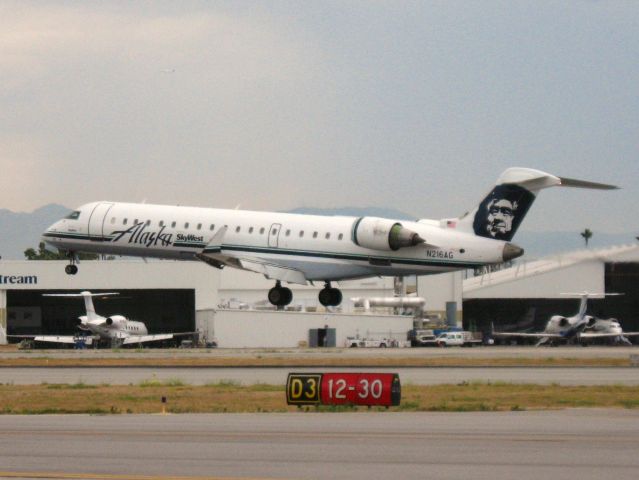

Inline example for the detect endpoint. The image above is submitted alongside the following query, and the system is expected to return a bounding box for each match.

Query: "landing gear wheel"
[319,283,342,307]
[65,264,78,275]
[268,282,292,307]
[318,288,332,307]
[329,288,342,306]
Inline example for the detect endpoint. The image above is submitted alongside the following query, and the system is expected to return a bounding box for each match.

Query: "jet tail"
[43,291,119,322]
[451,168,618,242]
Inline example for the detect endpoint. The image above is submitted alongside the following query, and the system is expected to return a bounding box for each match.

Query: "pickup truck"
[434,331,483,347]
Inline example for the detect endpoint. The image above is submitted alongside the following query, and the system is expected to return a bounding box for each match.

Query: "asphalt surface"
[0,345,637,360]
[0,410,638,480]
[1,365,639,386]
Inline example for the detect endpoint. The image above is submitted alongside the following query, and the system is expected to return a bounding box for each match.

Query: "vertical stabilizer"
[452,168,617,242]
[81,291,99,322]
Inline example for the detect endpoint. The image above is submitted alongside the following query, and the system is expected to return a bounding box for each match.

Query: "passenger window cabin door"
[88,203,115,241]
[268,223,282,248]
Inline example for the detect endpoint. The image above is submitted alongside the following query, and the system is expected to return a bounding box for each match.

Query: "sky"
[1,1,637,234]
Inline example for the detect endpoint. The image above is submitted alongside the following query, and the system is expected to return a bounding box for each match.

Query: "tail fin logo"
[473,184,535,241]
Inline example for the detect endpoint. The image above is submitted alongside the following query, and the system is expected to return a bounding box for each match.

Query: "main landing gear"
[268,281,292,308]
[318,282,342,307]
[64,252,78,275]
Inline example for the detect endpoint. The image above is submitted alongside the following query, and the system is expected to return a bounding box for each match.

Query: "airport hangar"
[0,243,636,347]
[0,259,461,348]
[463,243,639,336]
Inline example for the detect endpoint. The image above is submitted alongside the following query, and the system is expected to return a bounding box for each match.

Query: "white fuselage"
[43,201,509,282]
[78,313,148,341]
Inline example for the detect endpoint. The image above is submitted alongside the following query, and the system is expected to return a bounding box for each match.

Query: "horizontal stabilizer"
[558,177,619,190]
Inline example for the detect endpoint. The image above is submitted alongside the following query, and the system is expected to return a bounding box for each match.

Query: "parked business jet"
[10,291,184,348]
[493,293,638,346]
[42,168,617,307]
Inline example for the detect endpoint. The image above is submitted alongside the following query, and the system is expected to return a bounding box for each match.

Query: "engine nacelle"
[584,315,596,328]
[558,317,569,328]
[105,315,126,327]
[351,217,425,251]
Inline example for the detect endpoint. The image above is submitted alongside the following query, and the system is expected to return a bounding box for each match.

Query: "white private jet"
[10,291,187,348]
[493,293,638,346]
[42,167,617,307]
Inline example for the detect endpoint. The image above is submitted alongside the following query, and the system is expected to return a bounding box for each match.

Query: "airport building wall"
[209,309,414,348]
[462,245,639,334]
[416,272,463,324]
[0,260,220,344]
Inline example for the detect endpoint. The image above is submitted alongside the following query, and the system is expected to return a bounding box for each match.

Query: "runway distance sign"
[286,373,401,407]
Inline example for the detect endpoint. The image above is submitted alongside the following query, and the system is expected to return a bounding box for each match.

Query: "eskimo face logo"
[473,184,535,241]
[486,198,517,237]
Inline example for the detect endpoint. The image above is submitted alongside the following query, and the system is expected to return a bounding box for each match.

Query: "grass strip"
[0,381,638,414]
[0,356,632,368]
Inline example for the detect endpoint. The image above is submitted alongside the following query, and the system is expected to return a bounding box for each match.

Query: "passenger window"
[171,221,176,228]
[210,224,215,231]
[313,232,318,239]
[236,226,241,233]
[249,227,254,234]
[134,219,139,224]
[260,227,265,234]
[285,229,291,236]
[159,221,164,227]
[338,233,343,240]
[325,233,330,240]
[110,217,116,224]
[145,220,150,226]
[197,223,202,230]
[299,231,304,237]
[123,218,128,225]
[184,222,189,229]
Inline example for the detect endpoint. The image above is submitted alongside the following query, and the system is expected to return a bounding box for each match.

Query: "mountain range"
[0,204,634,260]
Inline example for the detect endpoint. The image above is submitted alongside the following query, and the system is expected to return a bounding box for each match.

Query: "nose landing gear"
[268,281,293,307]
[64,253,78,275]
[319,282,342,307]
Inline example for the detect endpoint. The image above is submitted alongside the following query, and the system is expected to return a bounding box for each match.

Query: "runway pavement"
[0,410,638,480]
[1,365,639,386]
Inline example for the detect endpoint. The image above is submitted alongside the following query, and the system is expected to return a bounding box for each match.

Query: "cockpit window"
[65,211,81,220]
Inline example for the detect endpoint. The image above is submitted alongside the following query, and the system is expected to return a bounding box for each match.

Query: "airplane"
[492,293,639,346]
[42,167,617,307]
[9,291,189,348]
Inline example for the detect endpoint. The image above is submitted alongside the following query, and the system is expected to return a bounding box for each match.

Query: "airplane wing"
[235,257,307,285]
[122,333,174,345]
[197,226,308,285]
[492,332,562,338]
[580,331,639,338]
[8,335,94,345]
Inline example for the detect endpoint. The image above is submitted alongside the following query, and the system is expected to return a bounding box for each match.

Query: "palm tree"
[581,228,593,247]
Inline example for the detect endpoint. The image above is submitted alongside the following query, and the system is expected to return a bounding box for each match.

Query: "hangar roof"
[464,243,639,299]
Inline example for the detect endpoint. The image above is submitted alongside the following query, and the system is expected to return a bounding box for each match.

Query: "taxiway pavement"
[0,410,638,480]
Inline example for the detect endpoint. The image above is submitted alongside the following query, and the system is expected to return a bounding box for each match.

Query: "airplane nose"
[502,242,524,262]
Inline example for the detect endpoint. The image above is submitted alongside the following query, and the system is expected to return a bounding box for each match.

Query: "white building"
[462,244,639,333]
[0,259,417,347]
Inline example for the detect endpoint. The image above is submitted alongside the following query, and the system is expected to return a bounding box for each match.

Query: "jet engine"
[351,217,425,251]
[584,315,596,328]
[105,315,126,327]
[558,317,569,327]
